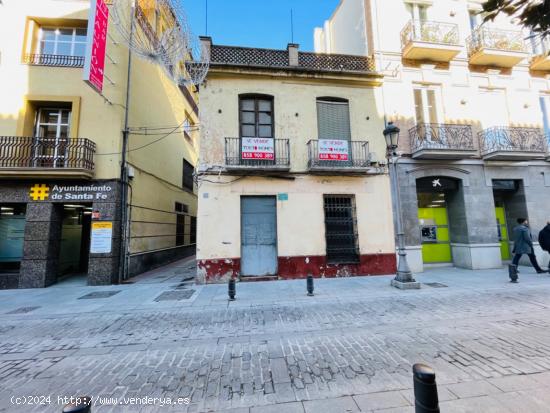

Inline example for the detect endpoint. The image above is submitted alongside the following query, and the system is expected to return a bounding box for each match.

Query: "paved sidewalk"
[2,260,550,412]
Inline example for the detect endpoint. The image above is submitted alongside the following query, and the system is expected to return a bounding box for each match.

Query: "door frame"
[239,195,279,277]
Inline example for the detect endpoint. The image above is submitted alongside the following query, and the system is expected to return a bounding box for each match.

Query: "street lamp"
[384,122,420,289]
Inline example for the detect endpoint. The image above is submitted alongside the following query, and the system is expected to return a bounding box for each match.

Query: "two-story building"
[0,0,198,289]
[196,38,396,283]
[315,0,550,273]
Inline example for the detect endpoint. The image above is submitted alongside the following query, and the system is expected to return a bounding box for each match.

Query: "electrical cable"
[95,121,185,156]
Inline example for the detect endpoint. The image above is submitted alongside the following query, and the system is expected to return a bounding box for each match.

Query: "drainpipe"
[118,1,135,283]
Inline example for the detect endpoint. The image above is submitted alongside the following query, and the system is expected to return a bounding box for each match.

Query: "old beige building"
[196,39,396,282]
[316,0,550,273]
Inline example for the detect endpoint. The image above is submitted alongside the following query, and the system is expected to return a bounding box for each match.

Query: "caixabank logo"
[29,184,50,201]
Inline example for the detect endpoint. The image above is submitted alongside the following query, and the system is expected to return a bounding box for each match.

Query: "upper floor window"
[182,159,194,191]
[413,86,441,125]
[316,97,351,140]
[38,27,87,57]
[407,3,428,22]
[35,108,71,139]
[239,95,274,138]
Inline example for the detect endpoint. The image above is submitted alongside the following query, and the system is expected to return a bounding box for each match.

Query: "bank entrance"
[59,204,92,279]
[416,177,463,265]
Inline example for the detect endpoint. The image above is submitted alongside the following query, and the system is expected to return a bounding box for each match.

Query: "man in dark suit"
[538,221,550,274]
[512,218,545,274]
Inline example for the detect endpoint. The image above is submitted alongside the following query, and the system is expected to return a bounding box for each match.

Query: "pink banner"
[241,138,275,160]
[83,0,109,93]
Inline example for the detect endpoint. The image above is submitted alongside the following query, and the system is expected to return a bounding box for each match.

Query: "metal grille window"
[38,27,87,57]
[316,98,351,140]
[323,195,359,263]
[174,202,188,246]
[239,95,274,138]
[182,159,194,191]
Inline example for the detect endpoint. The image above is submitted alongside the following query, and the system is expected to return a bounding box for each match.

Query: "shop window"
[316,97,351,140]
[239,95,274,138]
[0,204,27,272]
[323,195,359,263]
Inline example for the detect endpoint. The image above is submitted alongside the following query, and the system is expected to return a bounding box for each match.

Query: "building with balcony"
[0,0,199,289]
[196,39,396,282]
[315,0,550,273]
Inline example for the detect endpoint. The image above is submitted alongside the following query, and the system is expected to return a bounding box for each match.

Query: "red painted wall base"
[198,254,396,283]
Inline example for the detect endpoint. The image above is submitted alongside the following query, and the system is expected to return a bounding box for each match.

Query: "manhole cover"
[78,291,121,299]
[154,289,195,301]
[7,306,40,314]
[423,282,448,288]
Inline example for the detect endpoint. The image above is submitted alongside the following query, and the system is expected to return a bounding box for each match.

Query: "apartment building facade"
[315,0,550,272]
[0,0,198,289]
[196,39,396,283]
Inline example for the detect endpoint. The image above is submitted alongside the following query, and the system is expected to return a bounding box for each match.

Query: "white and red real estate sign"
[241,138,275,160]
[83,0,109,93]
[318,139,349,161]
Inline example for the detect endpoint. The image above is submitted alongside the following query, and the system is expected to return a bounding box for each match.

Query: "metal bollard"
[228,278,236,301]
[412,363,439,413]
[306,274,314,296]
[62,396,91,413]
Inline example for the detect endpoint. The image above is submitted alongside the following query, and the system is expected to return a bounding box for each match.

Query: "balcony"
[410,124,477,159]
[23,54,85,67]
[530,39,550,71]
[0,137,96,179]
[479,127,548,161]
[467,28,528,68]
[400,20,461,62]
[224,137,290,172]
[307,139,370,173]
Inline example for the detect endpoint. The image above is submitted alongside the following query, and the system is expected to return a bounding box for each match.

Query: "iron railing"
[224,137,290,168]
[479,127,548,155]
[22,54,85,67]
[0,136,96,170]
[410,124,475,152]
[401,20,460,48]
[467,27,528,56]
[307,140,369,169]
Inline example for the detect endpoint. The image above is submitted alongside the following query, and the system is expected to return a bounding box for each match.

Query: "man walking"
[538,221,550,274]
[512,218,545,275]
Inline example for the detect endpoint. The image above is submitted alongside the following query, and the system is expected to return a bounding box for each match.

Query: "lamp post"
[384,122,420,290]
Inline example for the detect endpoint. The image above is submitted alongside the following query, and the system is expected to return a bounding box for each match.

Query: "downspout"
[118,0,135,283]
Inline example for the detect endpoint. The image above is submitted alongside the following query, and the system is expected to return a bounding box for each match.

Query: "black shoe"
[511,280,518,283]
[537,270,545,274]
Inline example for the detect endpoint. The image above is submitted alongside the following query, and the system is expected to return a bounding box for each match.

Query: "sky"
[184,0,341,51]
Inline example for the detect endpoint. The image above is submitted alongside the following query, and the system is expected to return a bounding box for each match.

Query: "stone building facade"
[316,0,550,272]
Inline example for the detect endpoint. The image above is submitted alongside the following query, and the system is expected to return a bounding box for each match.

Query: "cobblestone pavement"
[2,259,550,412]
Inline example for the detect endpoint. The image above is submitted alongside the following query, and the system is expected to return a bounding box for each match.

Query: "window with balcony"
[413,86,441,126]
[316,97,351,140]
[239,95,274,138]
[33,107,71,168]
[24,25,87,67]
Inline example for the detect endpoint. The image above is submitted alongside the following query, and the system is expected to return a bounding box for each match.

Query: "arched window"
[239,94,274,138]
[316,97,351,140]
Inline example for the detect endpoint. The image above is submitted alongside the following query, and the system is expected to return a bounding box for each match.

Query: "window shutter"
[316,100,351,140]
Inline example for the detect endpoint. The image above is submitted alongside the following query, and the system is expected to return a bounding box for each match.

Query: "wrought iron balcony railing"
[479,127,548,155]
[467,27,528,55]
[224,137,290,168]
[23,54,85,67]
[401,20,460,48]
[410,124,475,152]
[0,137,96,171]
[307,139,369,169]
